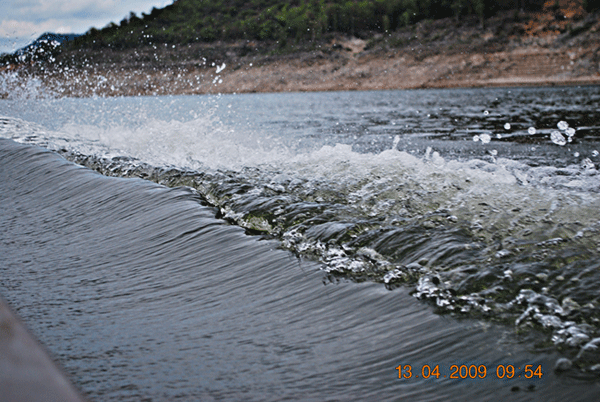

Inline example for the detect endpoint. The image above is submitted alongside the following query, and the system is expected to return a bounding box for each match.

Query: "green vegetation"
[70,0,546,49]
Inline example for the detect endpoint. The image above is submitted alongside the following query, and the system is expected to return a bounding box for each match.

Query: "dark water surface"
[1,86,600,400]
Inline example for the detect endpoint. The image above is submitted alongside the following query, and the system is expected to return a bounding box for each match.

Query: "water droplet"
[551,131,566,146]
[496,134,502,139]
[483,110,489,116]
[528,127,536,135]
[592,150,599,157]
[554,358,572,372]
[490,149,498,156]
[566,127,576,137]
[574,152,580,157]
[583,158,595,169]
[473,135,480,142]
[504,123,511,130]
[557,121,569,130]
[480,133,491,144]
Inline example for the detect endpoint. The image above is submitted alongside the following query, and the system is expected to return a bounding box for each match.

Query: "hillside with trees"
[77,0,555,48]
[1,0,599,97]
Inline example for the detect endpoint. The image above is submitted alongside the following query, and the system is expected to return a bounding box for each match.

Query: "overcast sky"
[0,0,173,54]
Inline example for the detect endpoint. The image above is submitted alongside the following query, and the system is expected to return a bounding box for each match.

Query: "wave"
[2,88,600,377]
[9,137,600,400]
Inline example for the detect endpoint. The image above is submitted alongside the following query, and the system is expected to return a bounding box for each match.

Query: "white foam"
[551,130,566,146]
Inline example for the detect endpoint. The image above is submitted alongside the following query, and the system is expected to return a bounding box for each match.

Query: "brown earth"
[2,5,599,98]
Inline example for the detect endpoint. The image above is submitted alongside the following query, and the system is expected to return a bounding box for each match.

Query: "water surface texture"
[1,86,600,400]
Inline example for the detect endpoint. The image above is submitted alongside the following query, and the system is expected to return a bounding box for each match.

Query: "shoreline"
[5,46,598,99]
[2,9,599,98]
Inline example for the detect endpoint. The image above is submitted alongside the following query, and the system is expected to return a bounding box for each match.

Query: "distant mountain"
[29,33,80,47]
[1,32,80,65]
[16,32,81,55]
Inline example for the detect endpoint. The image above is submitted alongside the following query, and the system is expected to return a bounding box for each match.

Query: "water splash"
[2,88,600,368]
[215,63,226,74]
[551,130,566,146]
[473,133,491,144]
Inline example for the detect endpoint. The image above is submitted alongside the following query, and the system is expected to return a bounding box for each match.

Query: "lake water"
[1,85,600,401]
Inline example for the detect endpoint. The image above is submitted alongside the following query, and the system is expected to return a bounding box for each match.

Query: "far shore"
[4,44,598,99]
[2,11,599,98]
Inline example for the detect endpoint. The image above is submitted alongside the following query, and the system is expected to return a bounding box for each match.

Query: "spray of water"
[2,75,600,369]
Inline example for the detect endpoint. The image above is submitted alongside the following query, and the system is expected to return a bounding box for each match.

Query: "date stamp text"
[395,364,543,380]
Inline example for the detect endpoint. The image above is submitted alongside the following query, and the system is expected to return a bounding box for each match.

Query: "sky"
[0,0,174,54]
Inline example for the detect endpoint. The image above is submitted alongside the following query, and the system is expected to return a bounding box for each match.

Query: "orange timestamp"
[395,364,543,380]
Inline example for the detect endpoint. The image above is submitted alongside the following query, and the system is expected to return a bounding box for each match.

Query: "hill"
[1,0,599,97]
[0,33,80,65]
[71,0,550,47]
